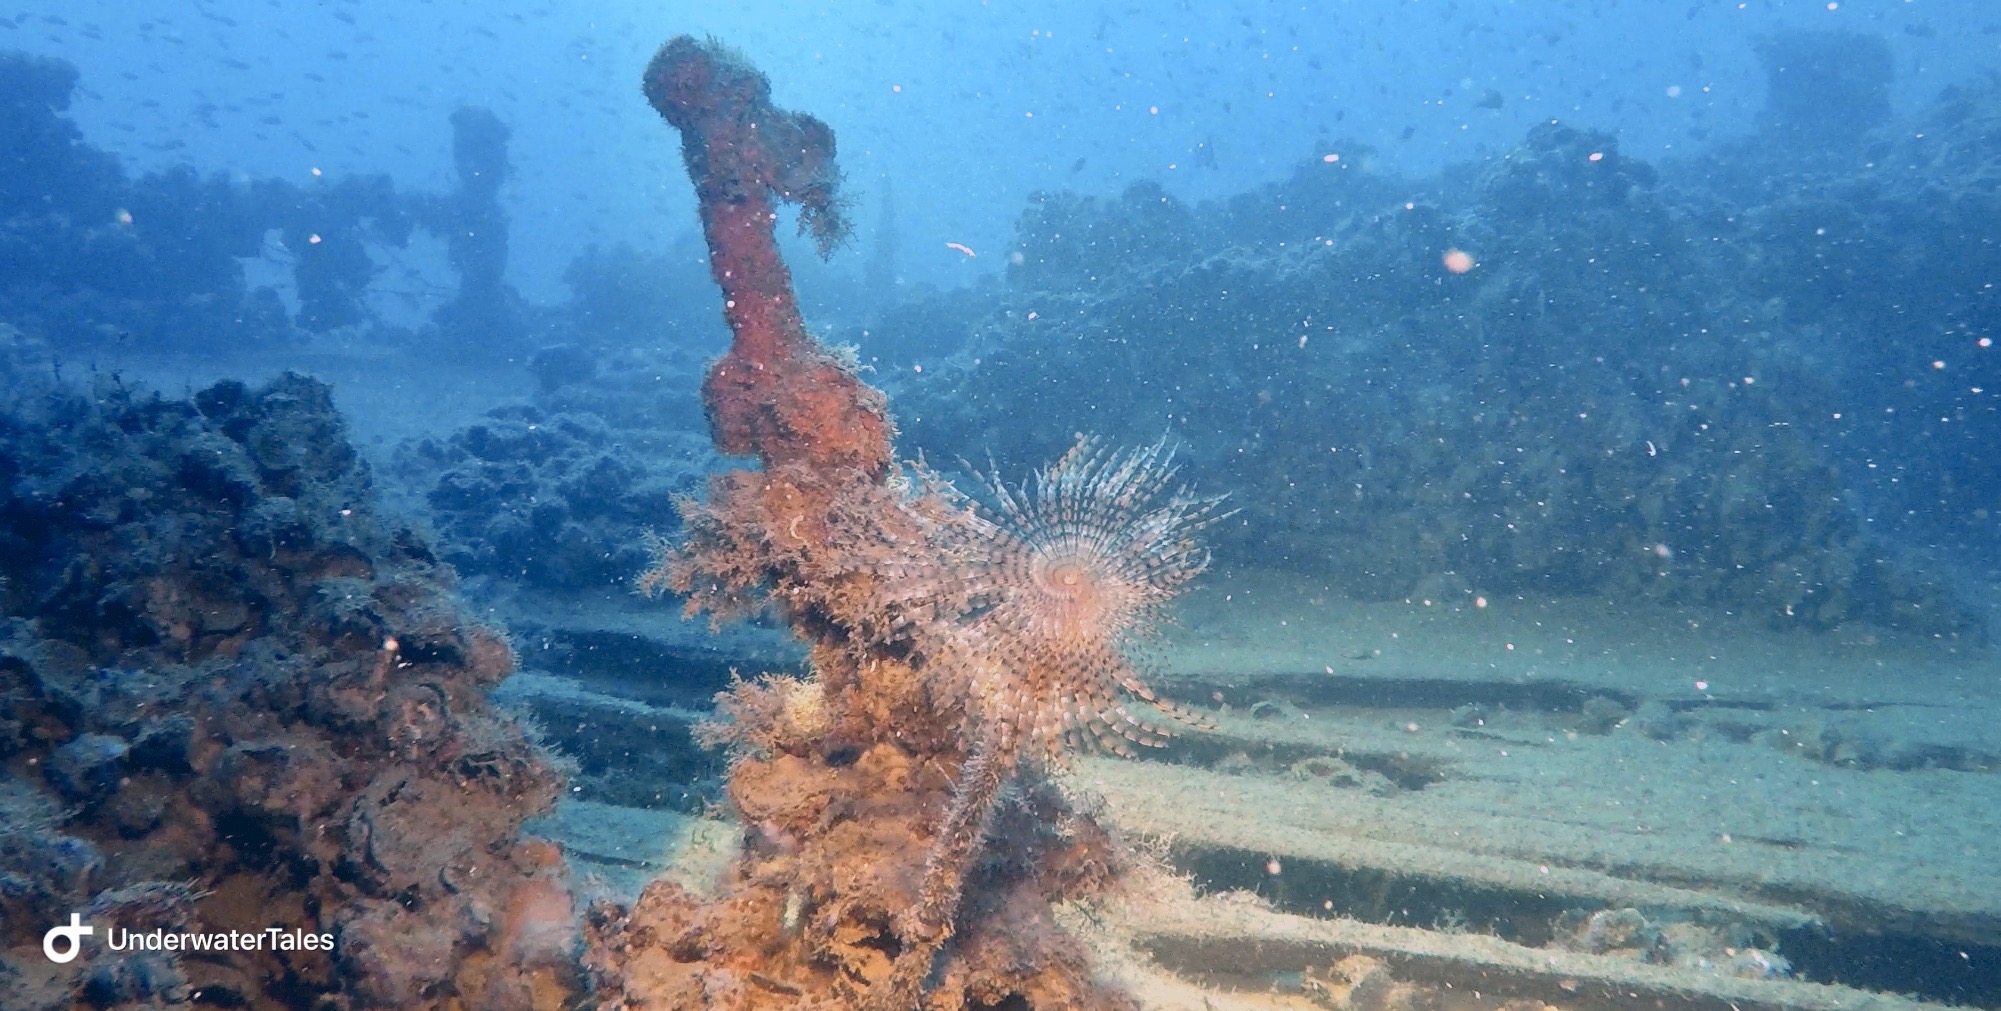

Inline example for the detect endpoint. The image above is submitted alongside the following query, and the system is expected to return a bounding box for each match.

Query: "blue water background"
[14,0,1992,303]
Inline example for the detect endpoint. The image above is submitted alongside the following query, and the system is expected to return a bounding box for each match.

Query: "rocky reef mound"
[889,116,1982,635]
[0,374,577,1009]
[392,403,711,594]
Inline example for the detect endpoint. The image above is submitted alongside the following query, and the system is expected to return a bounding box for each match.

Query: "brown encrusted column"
[643,36,892,478]
[597,35,1154,1011]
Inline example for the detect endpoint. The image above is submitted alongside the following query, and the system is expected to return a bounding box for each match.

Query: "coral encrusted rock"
[0,373,578,1010]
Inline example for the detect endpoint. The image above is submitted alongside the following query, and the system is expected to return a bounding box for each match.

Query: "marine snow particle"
[1442,249,1476,273]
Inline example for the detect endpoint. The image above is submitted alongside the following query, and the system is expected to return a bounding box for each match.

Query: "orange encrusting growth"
[591,35,1223,1011]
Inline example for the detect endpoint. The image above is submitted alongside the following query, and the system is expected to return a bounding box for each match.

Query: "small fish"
[1476,88,1504,110]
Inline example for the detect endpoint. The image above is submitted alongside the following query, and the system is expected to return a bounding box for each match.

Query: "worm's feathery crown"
[896,437,1229,760]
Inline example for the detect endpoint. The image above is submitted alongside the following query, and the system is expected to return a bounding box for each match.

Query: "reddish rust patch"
[643,36,892,478]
